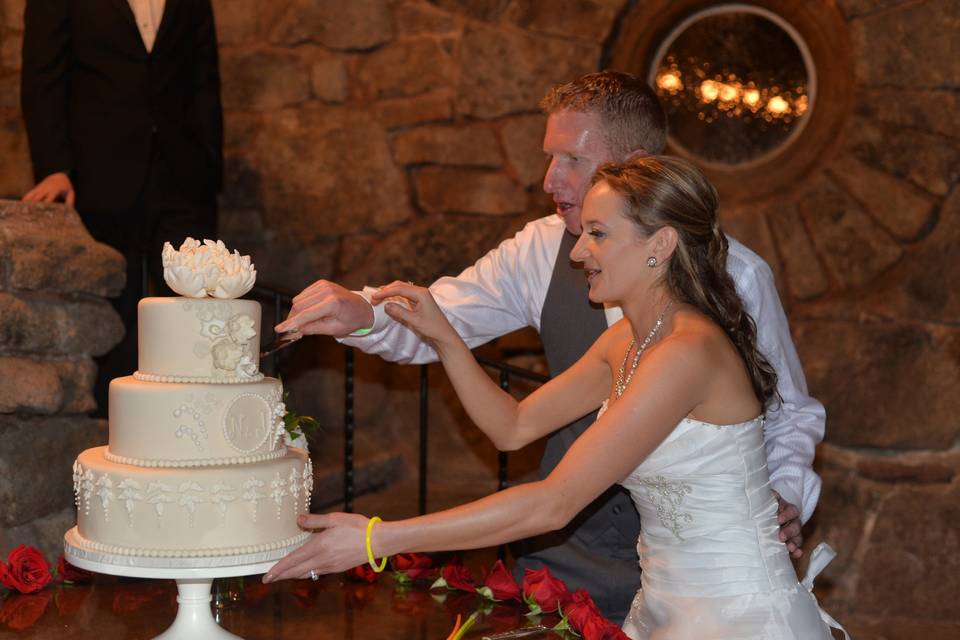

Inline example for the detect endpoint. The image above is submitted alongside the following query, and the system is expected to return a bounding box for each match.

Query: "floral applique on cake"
[184,299,259,381]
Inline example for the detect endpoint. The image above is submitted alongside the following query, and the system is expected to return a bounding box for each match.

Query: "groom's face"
[542,109,616,236]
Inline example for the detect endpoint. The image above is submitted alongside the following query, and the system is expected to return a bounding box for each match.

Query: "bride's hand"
[372,282,460,347]
[262,512,370,583]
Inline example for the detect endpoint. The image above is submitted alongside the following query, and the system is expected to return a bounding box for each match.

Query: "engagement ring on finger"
[309,569,319,581]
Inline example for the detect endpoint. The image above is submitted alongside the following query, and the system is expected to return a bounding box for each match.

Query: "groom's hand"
[773,491,803,559]
[276,280,374,337]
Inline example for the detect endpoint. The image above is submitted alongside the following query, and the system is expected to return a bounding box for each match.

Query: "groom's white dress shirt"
[342,214,825,523]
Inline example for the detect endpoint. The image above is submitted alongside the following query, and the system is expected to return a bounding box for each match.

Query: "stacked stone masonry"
[0,1,957,636]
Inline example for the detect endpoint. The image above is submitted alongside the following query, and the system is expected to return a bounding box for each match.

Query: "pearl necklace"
[615,302,673,399]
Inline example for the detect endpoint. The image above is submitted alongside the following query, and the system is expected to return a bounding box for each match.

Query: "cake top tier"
[136,297,264,383]
[162,238,256,299]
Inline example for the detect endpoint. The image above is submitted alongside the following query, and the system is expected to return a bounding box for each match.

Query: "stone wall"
[0,1,957,636]
[0,200,124,560]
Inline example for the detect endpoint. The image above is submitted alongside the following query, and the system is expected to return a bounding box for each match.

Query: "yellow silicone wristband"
[365,516,387,572]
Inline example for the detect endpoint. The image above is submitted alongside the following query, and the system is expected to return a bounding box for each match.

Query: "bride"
[264,156,846,639]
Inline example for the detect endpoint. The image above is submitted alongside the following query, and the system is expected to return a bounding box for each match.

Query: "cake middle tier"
[109,376,287,467]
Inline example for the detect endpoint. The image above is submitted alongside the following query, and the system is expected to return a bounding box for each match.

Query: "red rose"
[521,567,572,613]
[346,563,378,583]
[582,616,630,640]
[564,589,603,633]
[0,592,52,630]
[0,545,52,594]
[391,553,435,579]
[440,564,476,592]
[482,560,520,601]
[56,554,93,584]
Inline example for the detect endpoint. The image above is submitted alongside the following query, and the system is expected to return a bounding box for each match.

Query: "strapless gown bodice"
[599,401,847,639]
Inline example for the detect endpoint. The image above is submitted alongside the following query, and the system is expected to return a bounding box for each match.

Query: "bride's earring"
[646,256,658,268]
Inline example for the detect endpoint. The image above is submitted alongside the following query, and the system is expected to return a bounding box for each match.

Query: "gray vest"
[512,230,641,623]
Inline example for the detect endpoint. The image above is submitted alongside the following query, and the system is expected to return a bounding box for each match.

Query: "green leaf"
[281,390,324,445]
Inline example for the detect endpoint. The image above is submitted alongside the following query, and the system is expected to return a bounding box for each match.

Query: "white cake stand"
[64,527,303,640]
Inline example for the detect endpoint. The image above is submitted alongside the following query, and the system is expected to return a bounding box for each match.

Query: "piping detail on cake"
[133,371,265,384]
[68,529,311,558]
[74,456,311,526]
[103,447,289,468]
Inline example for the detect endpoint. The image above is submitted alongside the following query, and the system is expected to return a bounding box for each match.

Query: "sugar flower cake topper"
[162,238,257,299]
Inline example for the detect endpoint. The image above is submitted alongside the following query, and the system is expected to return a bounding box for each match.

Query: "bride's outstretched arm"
[368,282,611,451]
[263,336,709,582]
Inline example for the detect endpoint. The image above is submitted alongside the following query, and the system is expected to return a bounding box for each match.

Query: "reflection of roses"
[440,564,476,592]
[485,603,523,633]
[391,553,435,580]
[346,564,378,583]
[112,583,168,614]
[481,560,520,602]
[522,567,572,613]
[291,582,320,609]
[392,588,433,617]
[0,591,52,630]
[0,545,53,594]
[56,554,93,584]
[55,587,90,617]
[342,582,378,610]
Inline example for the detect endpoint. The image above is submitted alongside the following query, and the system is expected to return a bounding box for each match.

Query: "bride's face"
[570,182,652,303]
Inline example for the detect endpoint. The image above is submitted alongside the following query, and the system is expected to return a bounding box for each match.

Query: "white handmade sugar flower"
[162,237,257,299]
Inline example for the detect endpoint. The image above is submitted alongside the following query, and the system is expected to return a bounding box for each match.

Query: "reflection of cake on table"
[68,239,312,559]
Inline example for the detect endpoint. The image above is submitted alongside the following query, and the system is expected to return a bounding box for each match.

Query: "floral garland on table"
[0,545,94,631]
[346,554,630,640]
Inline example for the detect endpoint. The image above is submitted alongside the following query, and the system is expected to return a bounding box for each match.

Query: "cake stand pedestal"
[64,527,302,640]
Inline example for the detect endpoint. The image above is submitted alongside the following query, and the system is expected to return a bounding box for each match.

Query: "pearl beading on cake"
[69,530,311,558]
[103,447,289,468]
[133,371,265,384]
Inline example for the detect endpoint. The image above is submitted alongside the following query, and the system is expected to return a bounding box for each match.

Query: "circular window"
[648,4,816,168]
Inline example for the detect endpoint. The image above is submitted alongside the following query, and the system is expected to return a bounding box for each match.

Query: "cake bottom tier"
[73,446,313,558]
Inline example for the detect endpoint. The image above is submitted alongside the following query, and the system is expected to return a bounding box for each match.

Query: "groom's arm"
[278,217,563,364]
[728,240,824,557]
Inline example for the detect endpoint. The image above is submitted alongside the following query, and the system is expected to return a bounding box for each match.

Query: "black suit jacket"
[21,0,223,214]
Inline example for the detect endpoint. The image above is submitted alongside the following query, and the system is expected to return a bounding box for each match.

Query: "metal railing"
[251,284,549,516]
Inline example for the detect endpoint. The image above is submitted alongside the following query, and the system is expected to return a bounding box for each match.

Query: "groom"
[277,71,825,623]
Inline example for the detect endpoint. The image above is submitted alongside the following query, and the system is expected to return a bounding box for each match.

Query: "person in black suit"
[20,0,223,415]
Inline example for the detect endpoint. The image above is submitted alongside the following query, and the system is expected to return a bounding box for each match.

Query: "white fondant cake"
[136,297,263,383]
[70,240,313,560]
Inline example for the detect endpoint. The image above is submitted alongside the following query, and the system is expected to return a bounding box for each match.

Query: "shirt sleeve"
[735,256,825,523]
[339,218,562,365]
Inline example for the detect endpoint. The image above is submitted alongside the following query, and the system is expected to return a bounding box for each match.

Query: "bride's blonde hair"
[593,156,779,407]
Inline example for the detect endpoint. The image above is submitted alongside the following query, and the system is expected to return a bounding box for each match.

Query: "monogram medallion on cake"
[223,393,274,453]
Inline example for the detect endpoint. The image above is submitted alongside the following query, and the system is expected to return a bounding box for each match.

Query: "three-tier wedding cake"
[65,239,312,560]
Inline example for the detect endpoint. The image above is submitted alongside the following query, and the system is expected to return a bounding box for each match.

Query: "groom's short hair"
[539,71,667,160]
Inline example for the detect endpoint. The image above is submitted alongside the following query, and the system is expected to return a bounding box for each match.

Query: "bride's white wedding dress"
[604,402,848,639]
